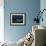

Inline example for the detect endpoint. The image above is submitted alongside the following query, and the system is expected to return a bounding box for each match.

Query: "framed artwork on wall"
[10,13,26,26]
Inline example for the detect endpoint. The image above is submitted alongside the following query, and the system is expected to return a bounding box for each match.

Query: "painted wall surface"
[0,0,4,42]
[4,0,40,42]
[40,0,46,27]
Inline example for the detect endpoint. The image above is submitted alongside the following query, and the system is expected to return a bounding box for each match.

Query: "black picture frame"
[10,13,26,26]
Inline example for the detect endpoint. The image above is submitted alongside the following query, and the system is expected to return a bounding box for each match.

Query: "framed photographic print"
[10,13,26,26]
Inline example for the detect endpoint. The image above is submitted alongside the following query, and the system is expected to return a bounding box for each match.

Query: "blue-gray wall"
[4,0,40,42]
[40,0,46,27]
